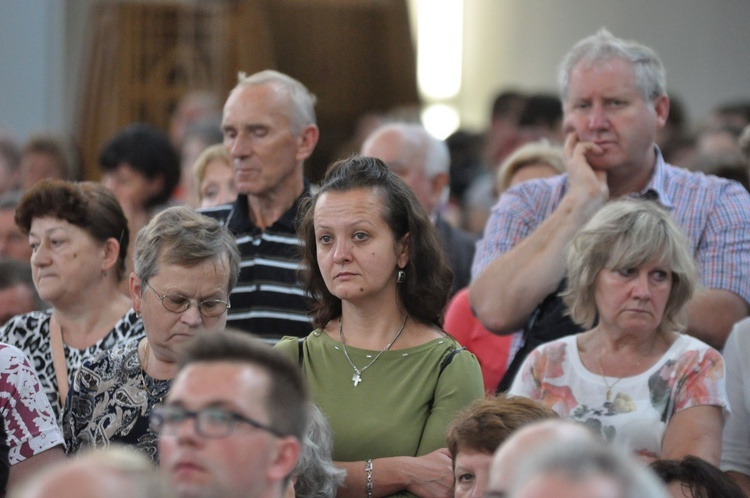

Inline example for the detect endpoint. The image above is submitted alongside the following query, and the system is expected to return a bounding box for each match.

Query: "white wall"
[0,0,66,142]
[459,0,750,131]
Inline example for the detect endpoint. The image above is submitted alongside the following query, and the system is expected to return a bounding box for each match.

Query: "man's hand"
[563,132,609,213]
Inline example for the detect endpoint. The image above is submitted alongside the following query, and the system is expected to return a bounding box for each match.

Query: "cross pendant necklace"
[339,315,408,387]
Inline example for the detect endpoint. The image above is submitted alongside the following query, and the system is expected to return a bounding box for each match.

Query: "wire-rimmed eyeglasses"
[143,280,230,318]
[150,404,285,439]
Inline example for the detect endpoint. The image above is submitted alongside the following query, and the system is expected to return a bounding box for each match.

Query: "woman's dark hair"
[298,155,453,329]
[15,179,130,280]
[99,123,180,208]
[650,456,746,498]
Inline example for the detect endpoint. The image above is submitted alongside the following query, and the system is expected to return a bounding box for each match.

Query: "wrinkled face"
[313,188,408,305]
[199,159,237,208]
[102,163,163,212]
[131,257,230,363]
[361,131,440,216]
[593,260,673,335]
[160,363,294,498]
[222,84,310,198]
[562,58,667,174]
[0,284,36,326]
[0,209,31,261]
[453,449,494,498]
[20,151,65,190]
[29,217,106,306]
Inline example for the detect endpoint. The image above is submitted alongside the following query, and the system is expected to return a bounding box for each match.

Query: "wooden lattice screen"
[77,0,418,182]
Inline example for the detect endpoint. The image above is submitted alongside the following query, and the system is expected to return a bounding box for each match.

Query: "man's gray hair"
[233,70,317,135]
[558,28,666,103]
[509,439,669,498]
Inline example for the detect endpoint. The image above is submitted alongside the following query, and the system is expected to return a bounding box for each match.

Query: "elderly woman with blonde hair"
[192,144,237,208]
[509,199,728,465]
[494,140,564,196]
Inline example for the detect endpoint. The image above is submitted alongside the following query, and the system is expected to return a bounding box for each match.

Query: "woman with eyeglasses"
[62,206,240,462]
[0,180,142,421]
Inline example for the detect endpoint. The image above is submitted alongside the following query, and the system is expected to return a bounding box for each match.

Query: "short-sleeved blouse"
[62,338,169,463]
[0,309,145,420]
[275,331,484,465]
[509,334,728,460]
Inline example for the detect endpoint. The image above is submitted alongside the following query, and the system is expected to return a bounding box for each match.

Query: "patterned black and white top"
[0,308,145,421]
[62,338,170,463]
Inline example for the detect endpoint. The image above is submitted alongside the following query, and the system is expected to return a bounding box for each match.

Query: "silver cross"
[352,372,362,386]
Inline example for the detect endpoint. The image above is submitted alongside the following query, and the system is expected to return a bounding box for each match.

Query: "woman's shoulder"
[0,309,52,338]
[668,333,720,357]
[275,330,327,359]
[80,337,140,375]
[530,335,576,356]
[91,309,145,353]
[112,308,145,336]
[0,343,34,368]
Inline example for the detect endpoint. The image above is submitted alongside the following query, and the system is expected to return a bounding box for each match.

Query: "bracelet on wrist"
[365,459,373,498]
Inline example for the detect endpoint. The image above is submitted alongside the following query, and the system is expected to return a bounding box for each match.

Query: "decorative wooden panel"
[77,0,417,182]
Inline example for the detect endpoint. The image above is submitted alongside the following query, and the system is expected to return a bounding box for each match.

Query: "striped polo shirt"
[200,186,314,340]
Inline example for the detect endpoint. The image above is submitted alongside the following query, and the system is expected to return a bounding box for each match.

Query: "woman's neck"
[336,301,409,351]
[578,328,676,377]
[139,337,177,380]
[52,283,132,349]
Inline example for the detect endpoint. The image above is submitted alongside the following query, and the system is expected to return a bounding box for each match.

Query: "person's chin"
[171,466,216,497]
[173,480,216,498]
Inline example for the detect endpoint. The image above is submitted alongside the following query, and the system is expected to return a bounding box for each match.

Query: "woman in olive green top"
[276,156,484,498]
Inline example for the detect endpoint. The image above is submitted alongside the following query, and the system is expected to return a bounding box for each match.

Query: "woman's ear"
[130,273,143,312]
[101,237,120,273]
[397,232,410,269]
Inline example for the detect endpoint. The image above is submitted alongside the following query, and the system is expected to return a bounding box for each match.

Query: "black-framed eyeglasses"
[143,280,230,318]
[150,404,285,439]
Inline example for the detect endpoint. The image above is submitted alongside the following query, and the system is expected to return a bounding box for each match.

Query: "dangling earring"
[396,269,406,283]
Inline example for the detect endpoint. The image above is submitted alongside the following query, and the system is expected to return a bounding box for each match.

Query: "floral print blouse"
[509,334,728,459]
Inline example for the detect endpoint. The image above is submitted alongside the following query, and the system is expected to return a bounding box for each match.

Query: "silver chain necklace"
[339,315,408,387]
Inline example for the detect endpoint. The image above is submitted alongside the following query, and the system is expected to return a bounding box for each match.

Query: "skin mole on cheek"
[359,287,364,292]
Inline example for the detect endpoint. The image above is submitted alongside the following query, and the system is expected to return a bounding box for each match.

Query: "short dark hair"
[177,330,309,441]
[23,133,80,181]
[446,394,558,459]
[297,155,453,329]
[15,180,130,280]
[99,123,180,208]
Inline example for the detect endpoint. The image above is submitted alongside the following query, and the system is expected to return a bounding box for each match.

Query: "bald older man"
[487,419,597,498]
[361,123,475,296]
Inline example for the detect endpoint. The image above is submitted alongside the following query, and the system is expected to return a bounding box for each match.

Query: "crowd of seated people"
[3,27,750,498]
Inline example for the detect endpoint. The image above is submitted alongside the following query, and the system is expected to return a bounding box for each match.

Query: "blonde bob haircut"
[494,140,564,194]
[562,199,697,335]
[192,143,231,200]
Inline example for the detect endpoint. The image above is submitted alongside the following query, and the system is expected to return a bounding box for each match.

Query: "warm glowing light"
[421,103,460,140]
[416,0,463,100]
